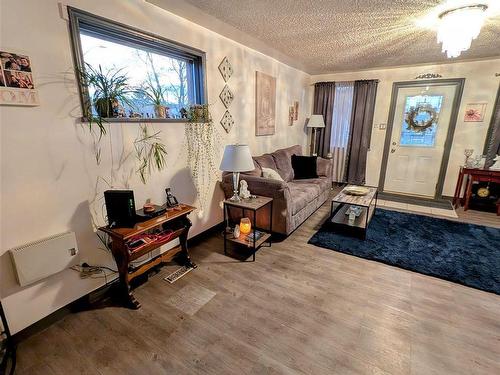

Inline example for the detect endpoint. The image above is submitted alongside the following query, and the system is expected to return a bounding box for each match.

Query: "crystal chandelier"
[437,4,488,58]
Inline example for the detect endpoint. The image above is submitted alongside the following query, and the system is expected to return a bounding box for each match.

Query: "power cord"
[70,263,118,287]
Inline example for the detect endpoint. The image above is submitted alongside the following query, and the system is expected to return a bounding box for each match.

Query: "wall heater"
[9,232,80,287]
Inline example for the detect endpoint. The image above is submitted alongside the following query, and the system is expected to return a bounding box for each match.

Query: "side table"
[223,196,273,261]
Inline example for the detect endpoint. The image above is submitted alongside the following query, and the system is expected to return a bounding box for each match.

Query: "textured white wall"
[0,0,312,333]
[312,58,500,196]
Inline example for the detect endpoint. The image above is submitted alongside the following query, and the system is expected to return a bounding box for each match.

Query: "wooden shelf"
[128,228,184,261]
[330,204,375,229]
[226,232,271,249]
[99,204,195,240]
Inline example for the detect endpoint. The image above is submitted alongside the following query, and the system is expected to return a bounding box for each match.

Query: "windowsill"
[80,117,189,124]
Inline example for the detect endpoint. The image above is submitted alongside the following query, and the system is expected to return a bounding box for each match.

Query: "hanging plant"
[77,64,134,164]
[134,124,168,184]
[185,105,220,214]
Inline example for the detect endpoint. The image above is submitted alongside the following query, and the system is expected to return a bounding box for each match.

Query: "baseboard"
[378,192,454,210]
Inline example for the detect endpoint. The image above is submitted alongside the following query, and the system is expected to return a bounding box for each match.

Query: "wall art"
[464,103,487,122]
[219,85,234,109]
[293,100,299,120]
[0,50,39,106]
[255,71,276,136]
[218,56,233,82]
[288,106,295,126]
[220,110,234,133]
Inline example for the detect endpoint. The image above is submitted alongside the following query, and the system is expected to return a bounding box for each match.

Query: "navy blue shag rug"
[308,208,500,295]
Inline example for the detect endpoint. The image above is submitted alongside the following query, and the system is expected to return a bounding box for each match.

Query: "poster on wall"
[0,50,39,106]
[464,103,487,122]
[255,71,276,136]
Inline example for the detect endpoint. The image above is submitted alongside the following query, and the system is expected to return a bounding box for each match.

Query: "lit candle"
[239,218,251,235]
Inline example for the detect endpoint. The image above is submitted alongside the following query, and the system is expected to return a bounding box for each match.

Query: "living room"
[0,0,499,374]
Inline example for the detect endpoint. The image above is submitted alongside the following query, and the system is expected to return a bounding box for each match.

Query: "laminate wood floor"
[15,201,500,375]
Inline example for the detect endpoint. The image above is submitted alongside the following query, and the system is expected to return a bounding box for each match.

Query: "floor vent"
[163,266,194,283]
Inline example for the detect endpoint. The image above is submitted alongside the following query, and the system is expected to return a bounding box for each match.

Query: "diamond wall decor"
[219,85,234,109]
[218,57,233,82]
[220,111,234,133]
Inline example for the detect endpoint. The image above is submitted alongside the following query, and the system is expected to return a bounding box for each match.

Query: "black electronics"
[136,204,166,220]
[104,190,137,228]
[165,188,179,208]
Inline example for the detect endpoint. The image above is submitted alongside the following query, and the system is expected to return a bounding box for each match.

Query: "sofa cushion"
[271,145,302,182]
[288,177,330,214]
[262,167,284,181]
[291,155,318,179]
[253,154,277,173]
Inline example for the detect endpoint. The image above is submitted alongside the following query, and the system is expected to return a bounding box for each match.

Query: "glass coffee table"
[329,185,378,239]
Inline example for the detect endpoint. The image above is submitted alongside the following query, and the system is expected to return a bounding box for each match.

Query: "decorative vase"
[154,104,166,119]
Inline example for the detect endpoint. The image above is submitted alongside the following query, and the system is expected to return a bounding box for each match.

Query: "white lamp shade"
[219,144,255,172]
[307,114,325,128]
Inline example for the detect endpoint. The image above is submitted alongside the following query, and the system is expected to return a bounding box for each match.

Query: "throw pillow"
[291,154,318,179]
[262,167,284,181]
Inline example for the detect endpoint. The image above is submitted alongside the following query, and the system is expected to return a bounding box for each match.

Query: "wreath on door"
[405,104,438,133]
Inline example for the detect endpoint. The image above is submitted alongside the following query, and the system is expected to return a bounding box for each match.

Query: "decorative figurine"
[239,180,251,199]
[233,224,240,239]
[464,149,474,167]
[490,155,500,170]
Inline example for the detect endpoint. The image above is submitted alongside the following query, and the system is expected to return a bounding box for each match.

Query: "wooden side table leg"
[178,216,197,268]
[111,241,141,309]
[453,170,464,208]
[463,177,473,211]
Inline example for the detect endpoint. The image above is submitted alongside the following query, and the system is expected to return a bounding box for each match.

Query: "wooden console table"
[98,204,196,309]
[452,167,500,215]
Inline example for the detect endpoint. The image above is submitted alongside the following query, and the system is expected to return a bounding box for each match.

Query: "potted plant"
[138,78,168,118]
[79,63,132,120]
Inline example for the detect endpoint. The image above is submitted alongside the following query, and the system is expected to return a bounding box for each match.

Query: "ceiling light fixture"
[437,4,488,58]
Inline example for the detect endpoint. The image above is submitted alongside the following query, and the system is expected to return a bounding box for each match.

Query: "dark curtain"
[484,84,500,168]
[313,82,335,157]
[344,80,378,184]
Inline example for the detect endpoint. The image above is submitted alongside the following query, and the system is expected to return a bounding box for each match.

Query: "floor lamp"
[307,115,325,156]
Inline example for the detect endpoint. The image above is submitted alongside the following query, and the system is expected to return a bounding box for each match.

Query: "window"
[400,95,443,147]
[68,7,206,121]
[330,82,354,149]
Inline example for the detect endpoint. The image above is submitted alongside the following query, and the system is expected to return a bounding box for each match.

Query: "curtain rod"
[311,79,380,85]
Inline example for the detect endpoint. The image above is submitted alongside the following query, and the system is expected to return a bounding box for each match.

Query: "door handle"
[391,148,396,153]
[392,141,397,146]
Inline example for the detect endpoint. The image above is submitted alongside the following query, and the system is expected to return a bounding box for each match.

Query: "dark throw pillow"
[291,154,318,179]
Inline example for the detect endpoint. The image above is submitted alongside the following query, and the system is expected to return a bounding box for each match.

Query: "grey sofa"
[221,145,332,235]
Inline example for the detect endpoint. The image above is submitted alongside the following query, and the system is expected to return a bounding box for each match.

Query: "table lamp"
[220,144,255,201]
[307,115,325,156]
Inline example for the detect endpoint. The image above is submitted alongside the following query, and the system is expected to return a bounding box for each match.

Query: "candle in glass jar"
[240,218,251,234]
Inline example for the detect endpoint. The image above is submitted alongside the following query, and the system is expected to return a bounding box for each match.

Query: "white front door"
[384,84,457,198]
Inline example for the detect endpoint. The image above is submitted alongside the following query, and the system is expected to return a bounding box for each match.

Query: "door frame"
[378,78,465,199]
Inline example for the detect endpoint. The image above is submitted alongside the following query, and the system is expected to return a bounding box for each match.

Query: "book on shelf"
[243,230,265,246]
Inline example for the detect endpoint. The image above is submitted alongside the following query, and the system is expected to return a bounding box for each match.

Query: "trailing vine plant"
[134,124,168,184]
[185,104,221,215]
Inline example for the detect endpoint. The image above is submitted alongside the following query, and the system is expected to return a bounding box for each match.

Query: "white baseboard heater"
[9,232,80,287]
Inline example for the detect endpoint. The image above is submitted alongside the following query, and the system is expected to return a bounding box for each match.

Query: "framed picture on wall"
[0,50,39,106]
[464,103,487,122]
[255,71,276,136]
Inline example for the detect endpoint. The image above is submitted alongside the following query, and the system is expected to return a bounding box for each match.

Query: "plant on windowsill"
[78,65,169,184]
[137,77,170,119]
[78,64,134,164]
[184,104,220,215]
